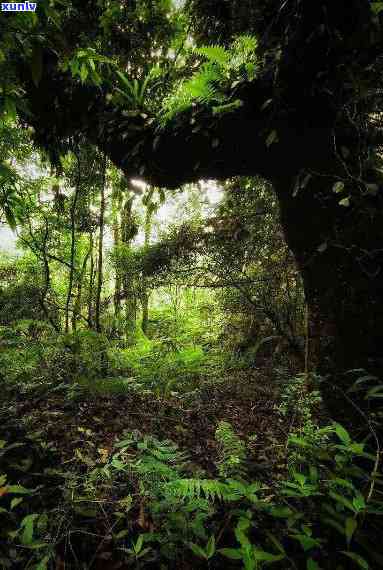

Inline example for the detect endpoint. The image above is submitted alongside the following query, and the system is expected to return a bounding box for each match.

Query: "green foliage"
[215,420,247,478]
[0,428,56,570]
[0,162,20,229]
[61,47,112,87]
[113,66,163,112]
[160,34,259,124]
[278,373,322,422]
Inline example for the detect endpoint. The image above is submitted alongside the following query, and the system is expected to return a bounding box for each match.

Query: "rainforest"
[0,1,383,569]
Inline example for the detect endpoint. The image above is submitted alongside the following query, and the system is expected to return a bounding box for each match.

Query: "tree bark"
[95,155,107,333]
[65,155,81,333]
[120,195,137,343]
[87,231,95,328]
[72,243,92,331]
[141,202,153,335]
[273,163,383,431]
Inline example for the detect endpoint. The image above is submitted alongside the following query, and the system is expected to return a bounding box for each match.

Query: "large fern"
[166,478,232,501]
[215,421,247,479]
[194,45,231,66]
[160,34,259,126]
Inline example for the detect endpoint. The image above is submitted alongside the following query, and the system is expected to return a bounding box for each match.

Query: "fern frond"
[233,34,258,54]
[159,34,258,126]
[215,421,247,479]
[166,478,230,502]
[194,45,230,66]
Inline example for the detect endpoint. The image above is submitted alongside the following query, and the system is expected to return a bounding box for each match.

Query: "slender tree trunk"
[40,217,60,332]
[141,205,152,335]
[65,155,81,333]
[72,243,91,330]
[88,231,95,328]
[120,195,137,343]
[95,155,107,333]
[113,217,122,329]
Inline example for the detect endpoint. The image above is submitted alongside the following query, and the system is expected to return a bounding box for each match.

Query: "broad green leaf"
[10,498,23,510]
[134,534,144,554]
[334,423,351,445]
[206,535,216,559]
[341,551,369,569]
[292,533,319,552]
[352,493,366,512]
[268,506,294,518]
[329,491,356,513]
[35,555,51,570]
[114,529,129,540]
[266,130,278,147]
[292,471,307,486]
[333,181,345,193]
[366,385,383,399]
[7,485,33,495]
[253,548,285,562]
[20,513,39,545]
[345,517,357,546]
[371,2,383,15]
[320,516,345,536]
[23,543,48,550]
[136,547,151,559]
[190,542,207,559]
[331,477,356,491]
[80,64,89,83]
[339,197,351,207]
[219,548,243,560]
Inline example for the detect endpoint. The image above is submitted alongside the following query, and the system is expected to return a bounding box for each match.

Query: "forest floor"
[6,367,288,479]
[1,364,292,568]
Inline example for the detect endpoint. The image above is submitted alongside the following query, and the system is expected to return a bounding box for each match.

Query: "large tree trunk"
[274,161,383,432]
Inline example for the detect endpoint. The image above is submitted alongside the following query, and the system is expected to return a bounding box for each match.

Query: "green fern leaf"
[194,45,230,66]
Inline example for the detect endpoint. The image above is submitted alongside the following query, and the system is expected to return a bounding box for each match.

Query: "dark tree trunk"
[273,161,383,431]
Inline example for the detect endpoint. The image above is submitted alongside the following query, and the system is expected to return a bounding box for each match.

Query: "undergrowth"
[1,371,382,569]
